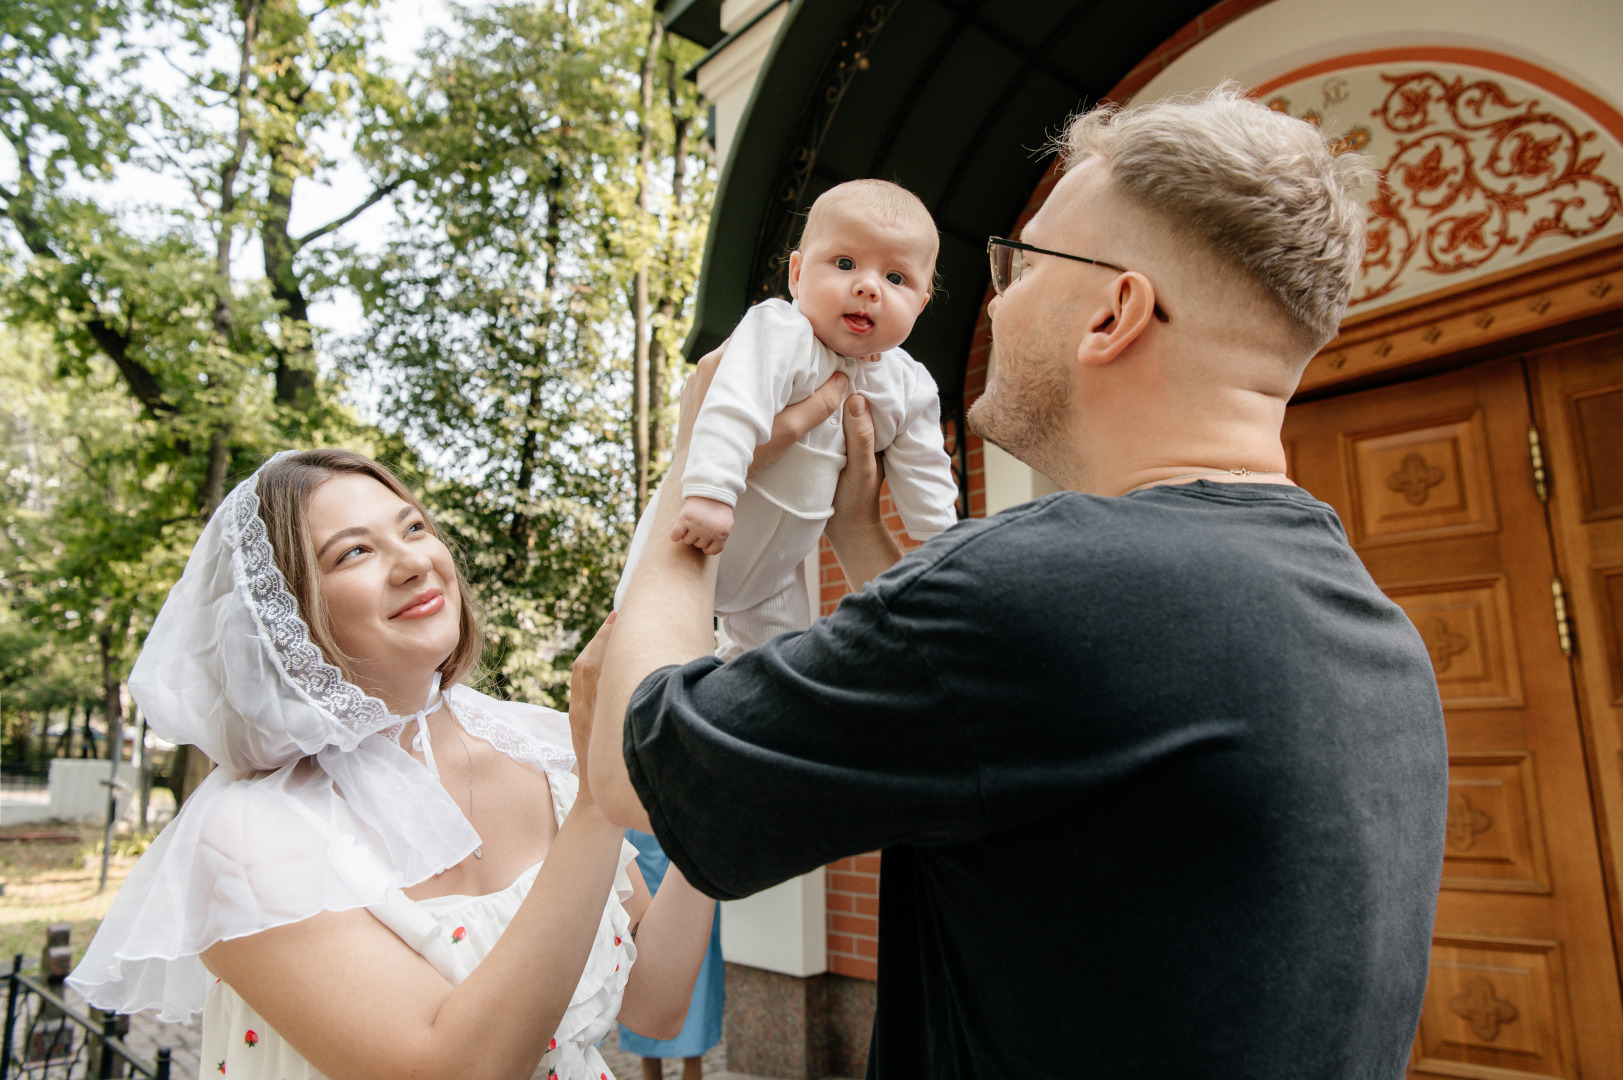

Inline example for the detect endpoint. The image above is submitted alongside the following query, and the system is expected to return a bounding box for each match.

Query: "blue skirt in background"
[618,829,725,1058]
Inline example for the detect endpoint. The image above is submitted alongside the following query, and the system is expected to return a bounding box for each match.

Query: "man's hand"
[679,338,851,479]
[671,496,734,555]
[568,613,615,803]
[823,394,902,589]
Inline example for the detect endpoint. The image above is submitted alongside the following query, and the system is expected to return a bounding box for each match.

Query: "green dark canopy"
[664,0,1213,406]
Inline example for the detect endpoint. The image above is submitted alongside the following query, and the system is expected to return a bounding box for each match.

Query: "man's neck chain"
[1123,468,1288,495]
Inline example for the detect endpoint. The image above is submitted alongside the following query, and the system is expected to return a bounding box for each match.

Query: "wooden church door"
[1284,354,1623,1079]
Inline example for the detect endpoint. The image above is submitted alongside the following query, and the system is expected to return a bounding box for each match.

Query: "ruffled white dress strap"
[200,769,640,1080]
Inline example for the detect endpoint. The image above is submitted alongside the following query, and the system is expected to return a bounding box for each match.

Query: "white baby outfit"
[200,729,638,1080]
[617,297,960,651]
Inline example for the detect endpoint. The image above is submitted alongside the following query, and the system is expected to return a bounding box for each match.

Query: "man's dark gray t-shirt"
[624,482,1447,1078]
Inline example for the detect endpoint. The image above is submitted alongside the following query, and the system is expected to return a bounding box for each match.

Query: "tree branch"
[293,178,406,249]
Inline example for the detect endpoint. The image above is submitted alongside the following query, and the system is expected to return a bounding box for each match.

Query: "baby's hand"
[671,496,733,555]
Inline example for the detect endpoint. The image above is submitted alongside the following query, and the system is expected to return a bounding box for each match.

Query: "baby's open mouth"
[844,313,874,332]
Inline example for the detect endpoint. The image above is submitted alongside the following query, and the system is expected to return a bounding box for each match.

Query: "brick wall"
[817,0,1282,982]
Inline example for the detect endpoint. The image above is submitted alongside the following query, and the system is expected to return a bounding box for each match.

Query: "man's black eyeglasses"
[987,237,1170,323]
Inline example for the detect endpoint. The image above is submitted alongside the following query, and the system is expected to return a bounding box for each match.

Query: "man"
[584,86,1448,1077]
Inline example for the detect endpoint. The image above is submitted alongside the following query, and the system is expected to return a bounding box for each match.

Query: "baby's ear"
[787,251,803,297]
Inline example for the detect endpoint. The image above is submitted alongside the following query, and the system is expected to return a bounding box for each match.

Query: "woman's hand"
[569,613,615,802]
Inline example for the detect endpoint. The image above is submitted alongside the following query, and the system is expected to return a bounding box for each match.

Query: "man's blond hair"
[1059,84,1374,350]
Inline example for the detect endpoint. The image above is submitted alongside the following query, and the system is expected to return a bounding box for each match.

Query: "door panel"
[1533,335,1623,995]
[1285,358,1623,1079]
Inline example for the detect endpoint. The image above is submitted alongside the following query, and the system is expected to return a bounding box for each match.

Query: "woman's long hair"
[252,449,485,690]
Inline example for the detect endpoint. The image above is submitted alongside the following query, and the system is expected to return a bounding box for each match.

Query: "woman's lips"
[392,590,444,619]
[843,313,873,333]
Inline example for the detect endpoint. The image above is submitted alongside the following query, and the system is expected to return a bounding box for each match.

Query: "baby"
[616,179,959,655]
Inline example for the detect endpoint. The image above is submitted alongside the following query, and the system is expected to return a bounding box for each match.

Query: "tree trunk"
[199,423,233,519]
[648,56,692,477]
[630,15,663,516]
[81,700,97,759]
[262,143,319,410]
[505,167,565,577]
[99,629,123,764]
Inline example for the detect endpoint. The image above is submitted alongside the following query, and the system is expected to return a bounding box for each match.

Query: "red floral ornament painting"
[1255,47,1623,315]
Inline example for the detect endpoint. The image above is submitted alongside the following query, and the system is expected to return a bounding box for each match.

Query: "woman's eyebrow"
[315,506,413,559]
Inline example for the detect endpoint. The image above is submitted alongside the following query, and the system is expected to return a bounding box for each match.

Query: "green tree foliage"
[2,0,711,744]
[346,1,710,705]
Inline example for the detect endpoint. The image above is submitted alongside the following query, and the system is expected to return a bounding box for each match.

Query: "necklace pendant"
[473,845,483,860]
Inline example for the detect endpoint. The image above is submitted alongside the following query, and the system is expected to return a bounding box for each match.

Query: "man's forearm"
[822,513,903,591]
[591,459,718,832]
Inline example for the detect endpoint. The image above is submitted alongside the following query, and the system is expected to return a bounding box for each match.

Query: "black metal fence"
[2,956,170,1080]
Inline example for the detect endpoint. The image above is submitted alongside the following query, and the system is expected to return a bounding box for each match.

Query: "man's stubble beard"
[966,343,1072,478]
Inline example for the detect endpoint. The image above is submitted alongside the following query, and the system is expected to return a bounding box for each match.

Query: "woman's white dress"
[199,768,639,1080]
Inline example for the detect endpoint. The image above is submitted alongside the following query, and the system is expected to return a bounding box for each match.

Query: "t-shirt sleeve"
[621,579,987,900]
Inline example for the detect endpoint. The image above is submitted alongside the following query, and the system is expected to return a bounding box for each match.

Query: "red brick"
[829,955,878,981]
[829,872,879,895]
[853,854,882,875]
[855,937,880,958]
[827,933,855,954]
[826,892,854,912]
[829,913,878,936]
[852,895,879,916]
[826,857,855,871]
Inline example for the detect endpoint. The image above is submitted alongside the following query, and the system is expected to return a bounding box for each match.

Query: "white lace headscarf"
[68,451,576,1022]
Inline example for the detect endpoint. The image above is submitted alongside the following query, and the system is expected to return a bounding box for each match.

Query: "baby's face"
[789,201,935,358]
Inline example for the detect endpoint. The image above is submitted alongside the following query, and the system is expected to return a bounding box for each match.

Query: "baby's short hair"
[798,179,941,291]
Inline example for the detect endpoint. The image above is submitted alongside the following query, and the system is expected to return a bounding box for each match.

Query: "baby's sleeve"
[683,301,816,508]
[882,359,961,540]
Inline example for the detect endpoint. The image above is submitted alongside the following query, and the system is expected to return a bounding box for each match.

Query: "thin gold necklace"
[1124,468,1287,495]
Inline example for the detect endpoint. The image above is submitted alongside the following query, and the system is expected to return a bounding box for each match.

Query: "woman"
[68,448,720,1080]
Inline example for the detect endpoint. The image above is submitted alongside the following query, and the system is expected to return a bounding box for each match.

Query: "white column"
[719,868,829,976]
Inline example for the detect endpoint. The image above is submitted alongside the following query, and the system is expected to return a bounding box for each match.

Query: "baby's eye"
[886,272,905,285]
[835,257,855,271]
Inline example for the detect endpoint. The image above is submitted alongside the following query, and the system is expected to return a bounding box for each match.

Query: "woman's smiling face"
[304,472,462,708]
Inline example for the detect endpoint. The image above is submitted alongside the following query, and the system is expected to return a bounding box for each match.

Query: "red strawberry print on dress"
[452,926,466,944]
[216,1062,225,1074]
[548,1037,557,1050]
[244,1030,258,1048]
[613,936,621,946]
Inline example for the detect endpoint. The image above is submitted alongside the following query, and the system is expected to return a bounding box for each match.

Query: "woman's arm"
[567,617,714,1040]
[202,791,626,1080]
[614,862,715,1040]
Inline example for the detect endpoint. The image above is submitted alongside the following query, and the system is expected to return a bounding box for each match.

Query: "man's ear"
[788,251,803,298]
[1076,270,1156,367]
